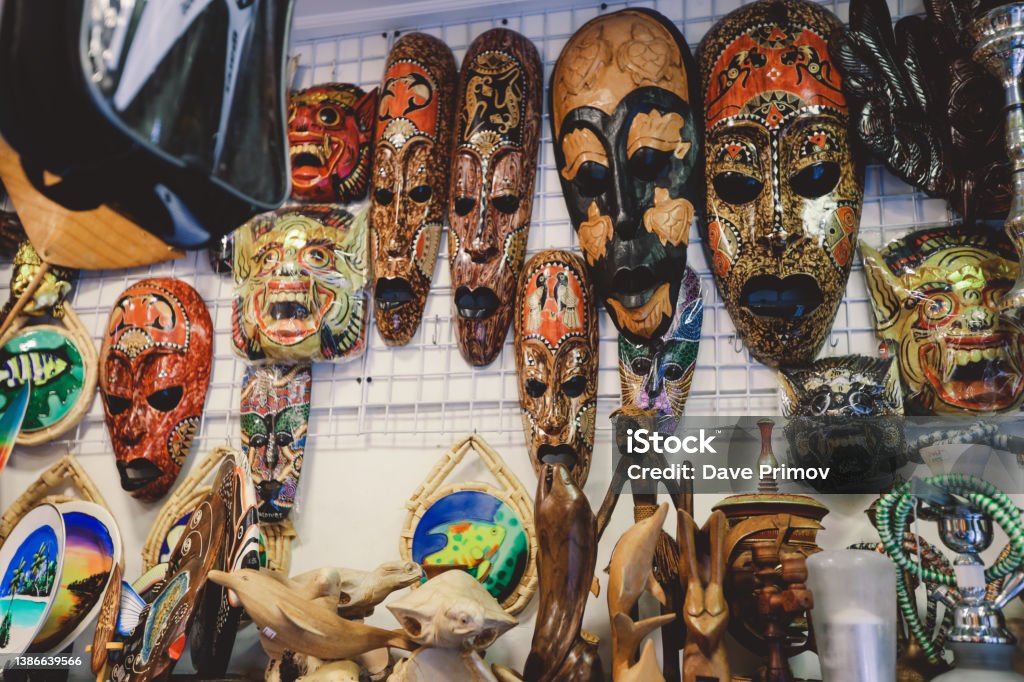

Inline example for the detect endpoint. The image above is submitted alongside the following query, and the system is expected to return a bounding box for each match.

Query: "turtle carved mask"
[289,83,377,204]
[371,33,457,345]
[240,364,312,523]
[551,8,703,342]
[514,250,598,487]
[100,278,213,501]
[232,204,369,364]
[448,29,543,366]
[861,226,1024,415]
[698,0,864,366]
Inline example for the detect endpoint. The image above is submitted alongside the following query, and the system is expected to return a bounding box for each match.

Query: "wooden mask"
[448,29,542,366]
[861,226,1024,415]
[514,251,597,487]
[698,0,864,367]
[551,9,703,342]
[100,278,212,502]
[232,204,369,364]
[288,83,377,204]
[240,364,311,523]
[779,355,907,492]
[833,0,1010,224]
[371,33,457,346]
[618,266,703,430]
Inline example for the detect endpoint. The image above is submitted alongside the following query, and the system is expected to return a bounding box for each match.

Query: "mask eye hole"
[849,392,873,415]
[574,161,609,197]
[147,386,183,412]
[409,185,432,203]
[525,378,546,398]
[628,147,671,182]
[492,194,520,214]
[374,188,395,205]
[317,106,340,127]
[663,363,684,382]
[105,394,131,416]
[810,391,831,416]
[454,197,476,217]
[561,376,586,398]
[249,433,269,448]
[790,162,839,198]
[630,356,653,375]
[713,172,763,204]
[275,432,294,447]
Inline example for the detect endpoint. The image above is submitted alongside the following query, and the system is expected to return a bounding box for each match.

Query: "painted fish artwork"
[0,505,65,654]
[0,330,84,434]
[0,383,29,475]
[411,490,528,605]
[30,503,119,653]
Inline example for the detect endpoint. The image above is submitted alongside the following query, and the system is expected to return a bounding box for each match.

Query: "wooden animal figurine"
[386,570,517,682]
[290,561,421,619]
[370,33,457,346]
[523,463,603,682]
[607,502,675,682]
[697,0,863,366]
[207,568,415,661]
[447,28,542,366]
[267,654,366,682]
[550,8,702,342]
[514,250,598,486]
[678,510,730,682]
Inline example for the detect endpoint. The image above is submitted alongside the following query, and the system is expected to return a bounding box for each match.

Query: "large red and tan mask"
[371,33,457,345]
[100,278,213,501]
[861,226,1024,415]
[514,251,598,487]
[551,9,703,342]
[232,204,369,364]
[698,0,863,366]
[448,29,543,366]
[288,83,377,204]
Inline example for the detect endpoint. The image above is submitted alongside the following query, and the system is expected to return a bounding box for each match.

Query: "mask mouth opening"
[376,278,415,311]
[740,274,823,318]
[117,458,163,492]
[455,286,500,320]
[537,443,578,471]
[610,266,660,309]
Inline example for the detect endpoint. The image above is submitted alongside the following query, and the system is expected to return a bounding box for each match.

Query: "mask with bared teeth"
[861,226,1024,415]
[288,83,377,204]
[232,204,369,364]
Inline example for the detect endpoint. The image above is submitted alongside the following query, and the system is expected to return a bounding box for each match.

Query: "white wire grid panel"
[8,0,949,458]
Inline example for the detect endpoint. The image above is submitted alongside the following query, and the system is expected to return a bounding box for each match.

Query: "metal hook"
[432,314,440,345]
[732,334,744,354]
[331,57,338,81]
[828,333,840,349]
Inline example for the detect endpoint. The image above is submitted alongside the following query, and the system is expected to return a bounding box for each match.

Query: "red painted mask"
[288,83,378,204]
[100,278,213,501]
[448,29,543,366]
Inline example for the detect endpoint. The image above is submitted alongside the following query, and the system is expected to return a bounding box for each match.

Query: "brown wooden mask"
[448,29,542,366]
[370,33,457,346]
[100,278,213,502]
[514,251,597,487]
[551,9,703,342]
[698,0,864,367]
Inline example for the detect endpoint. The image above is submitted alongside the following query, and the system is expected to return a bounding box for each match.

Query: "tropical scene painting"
[412,490,529,604]
[0,523,60,652]
[31,509,115,652]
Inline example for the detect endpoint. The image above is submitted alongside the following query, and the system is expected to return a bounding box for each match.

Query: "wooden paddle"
[0,135,182,270]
